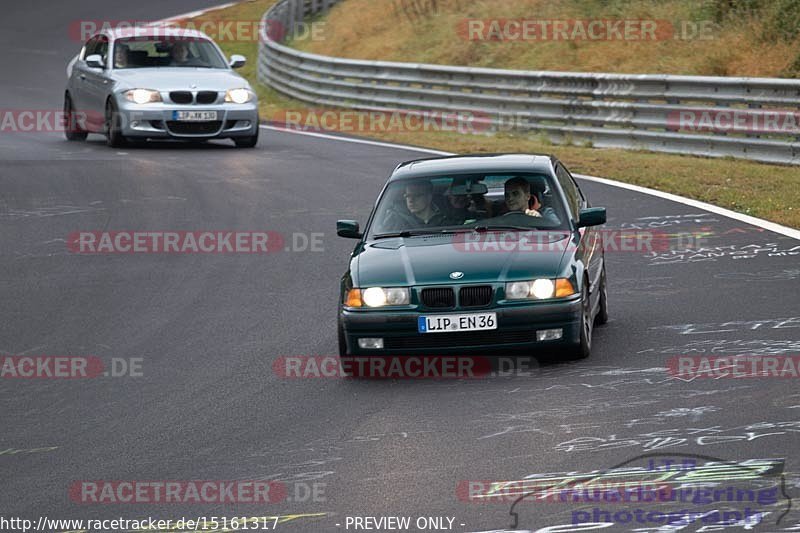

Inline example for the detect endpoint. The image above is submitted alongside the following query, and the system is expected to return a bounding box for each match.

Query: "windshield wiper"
[472,225,534,232]
[373,229,462,239]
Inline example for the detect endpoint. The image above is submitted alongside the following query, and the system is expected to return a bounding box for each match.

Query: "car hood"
[113,69,249,91]
[353,231,573,287]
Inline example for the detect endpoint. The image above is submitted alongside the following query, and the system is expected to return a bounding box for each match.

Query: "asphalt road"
[1,2,799,532]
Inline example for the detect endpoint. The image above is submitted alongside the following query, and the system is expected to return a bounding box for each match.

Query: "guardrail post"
[286,0,296,40]
[295,0,305,31]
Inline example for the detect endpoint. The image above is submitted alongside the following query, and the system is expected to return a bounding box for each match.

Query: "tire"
[105,100,127,148]
[337,317,354,377]
[63,94,87,141]
[567,281,592,360]
[595,264,609,326]
[234,128,259,148]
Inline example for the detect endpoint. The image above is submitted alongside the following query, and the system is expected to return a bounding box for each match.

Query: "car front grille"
[459,286,493,307]
[421,288,455,308]
[384,329,534,350]
[165,121,223,135]
[196,91,218,104]
[170,91,193,104]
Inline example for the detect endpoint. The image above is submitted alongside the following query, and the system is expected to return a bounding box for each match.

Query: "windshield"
[367,173,569,239]
[113,37,228,69]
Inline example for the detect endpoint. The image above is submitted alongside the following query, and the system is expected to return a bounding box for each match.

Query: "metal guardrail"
[258,0,800,165]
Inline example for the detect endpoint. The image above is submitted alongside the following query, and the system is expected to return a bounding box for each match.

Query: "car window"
[113,37,228,69]
[96,36,109,65]
[561,163,587,206]
[82,36,98,60]
[555,163,581,218]
[367,173,568,239]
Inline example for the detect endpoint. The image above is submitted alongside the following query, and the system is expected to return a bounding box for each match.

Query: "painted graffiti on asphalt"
[645,242,800,265]
[651,317,800,335]
[554,421,800,453]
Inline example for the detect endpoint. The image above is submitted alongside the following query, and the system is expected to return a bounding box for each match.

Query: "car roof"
[389,154,555,181]
[98,26,212,40]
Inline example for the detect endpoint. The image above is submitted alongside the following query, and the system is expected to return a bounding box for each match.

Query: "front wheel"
[234,126,259,148]
[567,283,592,360]
[337,317,354,377]
[595,264,609,326]
[105,100,127,148]
[63,94,87,141]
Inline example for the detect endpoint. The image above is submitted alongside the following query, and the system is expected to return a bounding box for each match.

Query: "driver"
[113,43,129,69]
[170,41,200,66]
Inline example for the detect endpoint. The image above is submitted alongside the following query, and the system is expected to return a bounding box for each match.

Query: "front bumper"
[341,297,582,355]
[116,100,259,139]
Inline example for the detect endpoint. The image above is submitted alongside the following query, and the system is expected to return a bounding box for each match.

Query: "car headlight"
[123,89,162,104]
[505,278,575,300]
[225,88,253,104]
[345,287,410,308]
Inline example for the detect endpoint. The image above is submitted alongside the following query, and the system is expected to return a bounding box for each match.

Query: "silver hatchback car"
[65,26,260,148]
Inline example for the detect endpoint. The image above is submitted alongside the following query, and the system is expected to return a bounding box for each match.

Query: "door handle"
[79,74,86,81]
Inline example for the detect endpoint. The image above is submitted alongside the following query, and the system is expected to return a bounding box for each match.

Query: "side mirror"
[337,220,362,239]
[229,55,246,69]
[85,54,104,69]
[577,207,606,228]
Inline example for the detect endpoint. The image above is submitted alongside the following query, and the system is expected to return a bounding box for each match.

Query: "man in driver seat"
[170,41,203,67]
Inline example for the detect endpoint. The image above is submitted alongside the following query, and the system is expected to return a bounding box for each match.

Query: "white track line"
[260,125,800,240]
[262,125,453,155]
[573,174,800,240]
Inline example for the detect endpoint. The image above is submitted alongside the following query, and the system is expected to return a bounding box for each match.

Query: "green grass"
[296,0,800,78]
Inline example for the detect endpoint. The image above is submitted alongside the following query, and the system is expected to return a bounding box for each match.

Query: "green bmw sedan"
[337,154,608,363]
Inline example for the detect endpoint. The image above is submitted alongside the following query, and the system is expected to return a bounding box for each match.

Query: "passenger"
[444,179,470,223]
[444,180,490,223]
[503,176,540,216]
[382,181,451,230]
[502,177,560,224]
